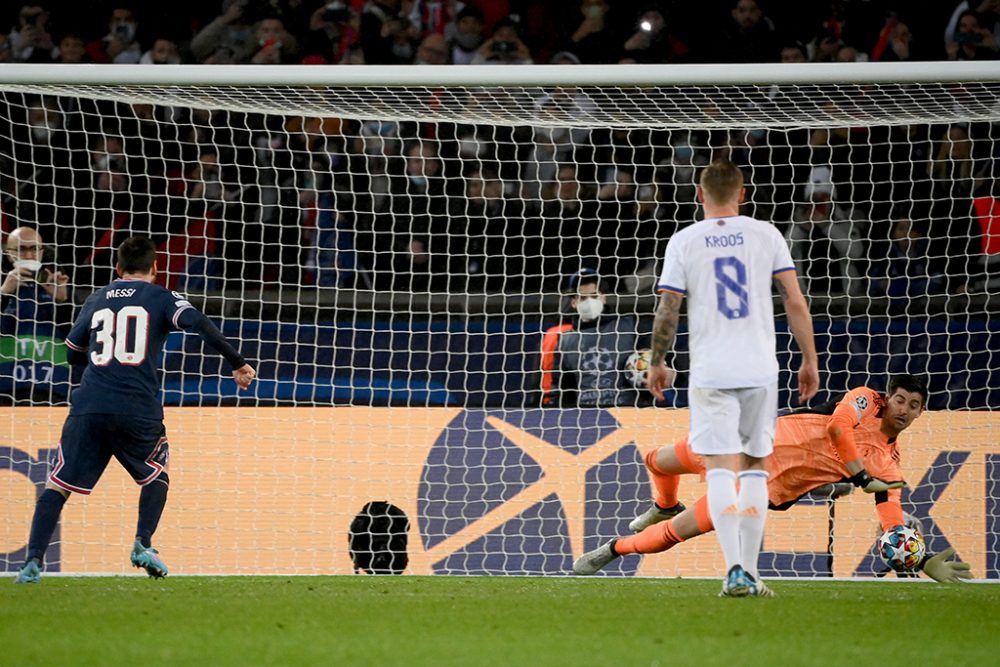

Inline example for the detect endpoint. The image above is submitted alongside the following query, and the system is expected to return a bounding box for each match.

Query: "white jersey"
[657,215,795,389]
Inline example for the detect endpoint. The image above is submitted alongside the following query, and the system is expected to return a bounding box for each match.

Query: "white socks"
[737,470,770,580]
[706,468,741,572]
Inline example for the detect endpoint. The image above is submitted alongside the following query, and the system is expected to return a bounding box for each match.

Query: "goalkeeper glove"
[921,547,973,583]
[849,470,907,493]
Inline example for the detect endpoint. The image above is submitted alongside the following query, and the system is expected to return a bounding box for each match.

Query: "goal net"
[0,63,997,578]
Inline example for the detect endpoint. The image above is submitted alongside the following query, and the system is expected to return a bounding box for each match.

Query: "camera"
[493,40,516,55]
[323,1,350,23]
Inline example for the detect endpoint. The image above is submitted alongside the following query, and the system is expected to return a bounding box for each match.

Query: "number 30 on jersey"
[90,306,150,366]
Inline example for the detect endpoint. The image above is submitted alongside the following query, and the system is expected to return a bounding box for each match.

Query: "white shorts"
[688,384,777,458]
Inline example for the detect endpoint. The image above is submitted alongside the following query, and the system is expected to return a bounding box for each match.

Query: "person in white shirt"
[647,159,819,597]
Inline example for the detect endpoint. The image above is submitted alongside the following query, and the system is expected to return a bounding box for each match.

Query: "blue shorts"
[49,413,169,495]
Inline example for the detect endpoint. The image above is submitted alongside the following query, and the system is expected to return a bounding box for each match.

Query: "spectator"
[86,7,142,64]
[406,0,454,39]
[140,38,180,64]
[719,0,780,63]
[871,13,912,62]
[622,5,687,63]
[360,0,414,65]
[304,0,361,64]
[415,32,449,64]
[191,0,256,64]
[471,17,533,64]
[927,124,986,294]
[946,10,999,59]
[565,0,617,64]
[0,33,12,63]
[249,18,299,64]
[872,215,943,302]
[55,33,87,63]
[450,4,484,65]
[538,269,643,408]
[9,5,54,63]
[944,1,1000,46]
[0,226,74,405]
[835,45,863,62]
[780,40,807,63]
[786,165,868,296]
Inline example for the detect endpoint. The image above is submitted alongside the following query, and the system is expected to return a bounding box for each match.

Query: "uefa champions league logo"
[418,409,647,575]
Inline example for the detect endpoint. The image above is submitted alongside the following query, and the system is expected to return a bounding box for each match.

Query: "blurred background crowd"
[0,0,998,303]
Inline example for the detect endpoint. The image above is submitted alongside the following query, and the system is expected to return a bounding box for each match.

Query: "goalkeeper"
[574,374,972,583]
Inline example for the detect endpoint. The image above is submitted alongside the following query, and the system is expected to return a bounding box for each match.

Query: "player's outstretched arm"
[232,364,257,390]
[774,271,819,403]
[176,308,255,390]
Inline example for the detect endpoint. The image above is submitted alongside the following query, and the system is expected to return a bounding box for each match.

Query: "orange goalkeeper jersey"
[679,386,906,529]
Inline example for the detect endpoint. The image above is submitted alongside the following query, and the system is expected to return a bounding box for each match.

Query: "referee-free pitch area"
[3,576,996,666]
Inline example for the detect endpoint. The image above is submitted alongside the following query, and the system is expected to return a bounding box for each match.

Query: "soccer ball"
[877,524,926,572]
[624,349,653,388]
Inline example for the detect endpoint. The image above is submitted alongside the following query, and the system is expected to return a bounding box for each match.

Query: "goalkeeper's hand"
[922,547,973,583]
[849,470,907,493]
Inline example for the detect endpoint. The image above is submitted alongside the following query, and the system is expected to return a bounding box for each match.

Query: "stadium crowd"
[0,0,998,300]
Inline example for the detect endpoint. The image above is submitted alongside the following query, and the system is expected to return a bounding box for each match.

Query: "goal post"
[0,62,997,578]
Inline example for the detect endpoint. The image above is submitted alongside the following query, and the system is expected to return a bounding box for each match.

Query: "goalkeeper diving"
[574,374,972,583]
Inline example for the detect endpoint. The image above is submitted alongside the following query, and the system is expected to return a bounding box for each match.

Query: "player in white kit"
[647,159,819,597]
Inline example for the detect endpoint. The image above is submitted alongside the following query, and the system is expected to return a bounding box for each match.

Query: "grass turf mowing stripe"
[3,576,997,666]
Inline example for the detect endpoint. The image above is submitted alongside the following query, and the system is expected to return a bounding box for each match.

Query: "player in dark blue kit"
[14,236,256,583]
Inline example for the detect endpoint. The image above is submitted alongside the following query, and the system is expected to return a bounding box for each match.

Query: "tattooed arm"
[647,291,683,401]
[774,270,819,403]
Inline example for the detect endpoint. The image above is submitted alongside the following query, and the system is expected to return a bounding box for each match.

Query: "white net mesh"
[0,65,997,578]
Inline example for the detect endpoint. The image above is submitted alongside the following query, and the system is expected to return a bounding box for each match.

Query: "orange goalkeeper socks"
[614,519,684,555]
[644,447,680,509]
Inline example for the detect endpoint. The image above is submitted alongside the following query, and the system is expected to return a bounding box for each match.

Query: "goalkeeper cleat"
[573,540,619,575]
[14,559,41,584]
[628,501,687,533]
[747,574,775,598]
[130,540,169,579]
[719,565,752,598]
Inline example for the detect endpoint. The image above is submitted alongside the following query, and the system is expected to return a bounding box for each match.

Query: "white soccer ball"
[624,349,653,388]
[877,524,926,573]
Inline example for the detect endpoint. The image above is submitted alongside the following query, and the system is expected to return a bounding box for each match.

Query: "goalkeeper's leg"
[574,497,712,575]
[630,440,704,532]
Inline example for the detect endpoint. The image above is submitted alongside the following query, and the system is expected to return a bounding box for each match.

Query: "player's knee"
[43,481,71,499]
[150,472,169,488]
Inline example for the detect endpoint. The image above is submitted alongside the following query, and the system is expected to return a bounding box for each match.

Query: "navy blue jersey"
[65,279,195,419]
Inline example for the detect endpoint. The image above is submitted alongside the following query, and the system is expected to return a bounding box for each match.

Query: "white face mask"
[14,259,42,273]
[576,297,604,321]
[31,125,52,142]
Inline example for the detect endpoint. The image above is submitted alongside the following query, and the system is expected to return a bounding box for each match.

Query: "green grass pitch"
[3,576,997,666]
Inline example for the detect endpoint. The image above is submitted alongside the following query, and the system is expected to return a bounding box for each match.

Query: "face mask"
[576,297,604,321]
[31,125,51,142]
[112,21,136,43]
[955,30,979,45]
[13,259,42,273]
[408,175,427,188]
[259,38,283,49]
[458,137,481,158]
[94,154,110,170]
[392,42,413,60]
[454,31,481,49]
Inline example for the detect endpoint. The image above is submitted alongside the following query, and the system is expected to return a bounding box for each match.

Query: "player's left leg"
[736,384,777,596]
[113,415,171,578]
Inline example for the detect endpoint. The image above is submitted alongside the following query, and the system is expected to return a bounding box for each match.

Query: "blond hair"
[699,159,744,204]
